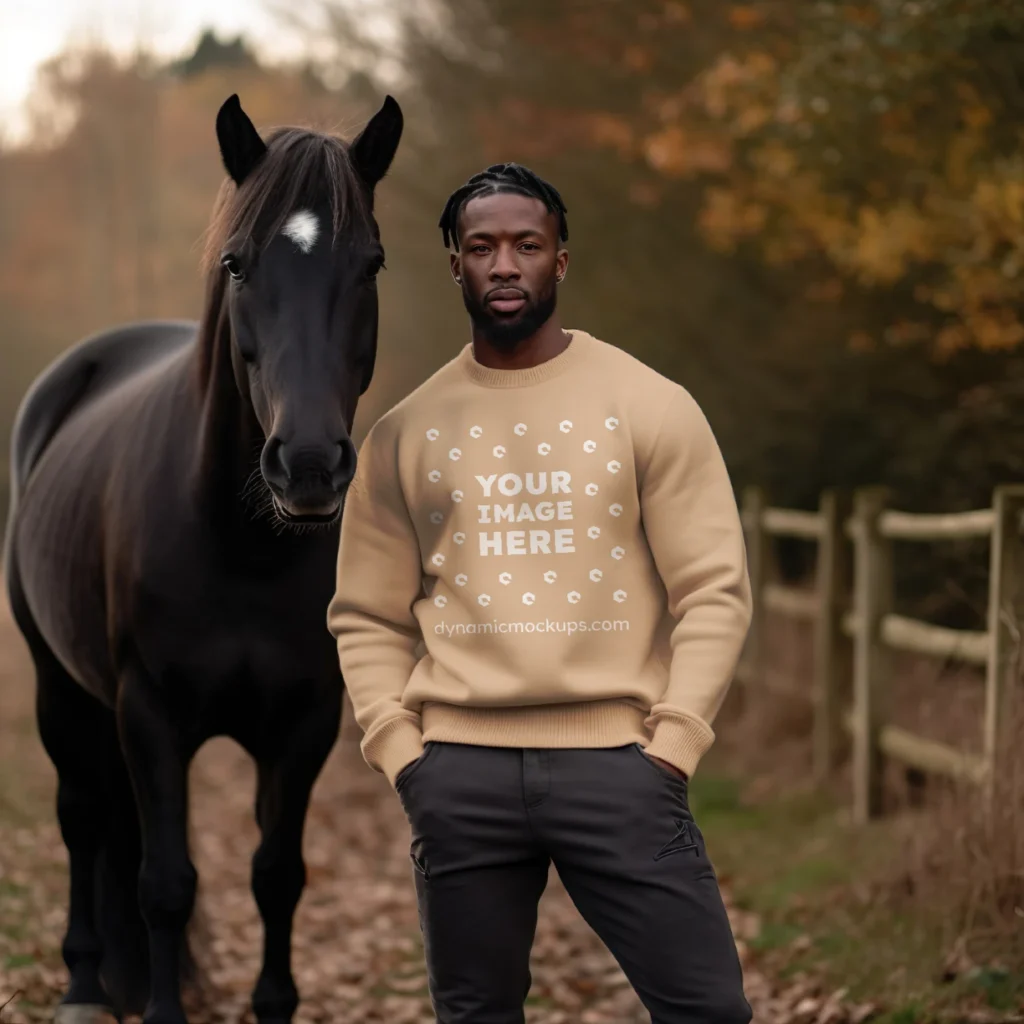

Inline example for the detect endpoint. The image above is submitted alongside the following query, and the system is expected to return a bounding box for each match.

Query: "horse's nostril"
[260,436,288,494]
[333,439,357,487]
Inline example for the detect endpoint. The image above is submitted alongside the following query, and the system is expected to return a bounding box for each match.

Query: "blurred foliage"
[495,0,1024,356]
[380,0,1024,619]
[3,2,1024,621]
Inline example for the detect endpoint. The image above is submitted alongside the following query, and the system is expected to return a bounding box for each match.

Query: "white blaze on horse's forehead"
[281,209,320,254]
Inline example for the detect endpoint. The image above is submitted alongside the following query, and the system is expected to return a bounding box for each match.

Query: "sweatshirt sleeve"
[639,388,753,778]
[327,419,426,786]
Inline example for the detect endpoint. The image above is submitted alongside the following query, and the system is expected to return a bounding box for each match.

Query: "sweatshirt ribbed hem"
[644,711,716,779]
[456,329,592,388]
[421,699,649,749]
[365,703,719,787]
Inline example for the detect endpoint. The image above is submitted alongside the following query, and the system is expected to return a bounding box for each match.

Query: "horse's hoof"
[53,1005,119,1024]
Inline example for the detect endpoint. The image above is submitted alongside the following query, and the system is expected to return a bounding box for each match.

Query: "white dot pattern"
[419,412,631,612]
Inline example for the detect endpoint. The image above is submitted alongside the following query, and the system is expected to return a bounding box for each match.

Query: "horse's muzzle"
[260,436,355,522]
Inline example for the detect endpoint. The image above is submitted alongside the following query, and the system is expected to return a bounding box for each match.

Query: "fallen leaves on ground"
[0,607,879,1023]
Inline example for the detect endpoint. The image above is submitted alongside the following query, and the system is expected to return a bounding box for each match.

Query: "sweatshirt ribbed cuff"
[643,712,716,779]
[362,715,424,788]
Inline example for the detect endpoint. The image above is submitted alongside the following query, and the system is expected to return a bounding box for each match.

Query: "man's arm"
[639,388,753,779]
[327,419,426,786]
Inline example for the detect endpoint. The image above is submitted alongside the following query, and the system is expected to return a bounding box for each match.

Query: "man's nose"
[490,245,521,280]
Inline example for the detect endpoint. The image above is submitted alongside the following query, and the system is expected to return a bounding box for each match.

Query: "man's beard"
[463,282,557,350]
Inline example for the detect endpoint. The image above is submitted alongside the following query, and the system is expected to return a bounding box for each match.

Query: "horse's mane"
[200,125,375,275]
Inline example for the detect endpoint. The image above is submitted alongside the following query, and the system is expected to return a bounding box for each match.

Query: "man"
[327,163,753,1024]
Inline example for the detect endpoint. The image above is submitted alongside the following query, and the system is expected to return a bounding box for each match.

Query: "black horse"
[3,92,402,1024]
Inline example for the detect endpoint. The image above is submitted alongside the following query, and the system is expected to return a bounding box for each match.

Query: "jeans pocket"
[632,743,689,792]
[395,741,438,794]
[410,836,430,879]
[654,817,700,861]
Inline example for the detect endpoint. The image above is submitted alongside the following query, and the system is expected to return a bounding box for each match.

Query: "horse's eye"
[366,254,386,281]
[221,254,245,281]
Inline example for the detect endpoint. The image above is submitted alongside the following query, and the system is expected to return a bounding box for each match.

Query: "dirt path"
[0,599,862,1024]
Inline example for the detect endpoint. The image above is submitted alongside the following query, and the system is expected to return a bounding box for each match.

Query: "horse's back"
[8,320,197,496]
[4,320,197,692]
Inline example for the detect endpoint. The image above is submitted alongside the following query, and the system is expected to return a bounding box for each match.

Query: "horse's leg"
[32,644,120,1024]
[250,698,341,1024]
[117,673,196,1024]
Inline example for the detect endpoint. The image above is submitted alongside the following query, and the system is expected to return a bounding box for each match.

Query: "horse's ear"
[350,95,404,190]
[216,94,267,186]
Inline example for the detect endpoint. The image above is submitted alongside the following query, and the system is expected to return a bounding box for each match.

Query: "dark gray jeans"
[394,741,752,1024]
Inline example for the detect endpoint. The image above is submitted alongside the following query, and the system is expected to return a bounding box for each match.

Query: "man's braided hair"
[438,163,568,250]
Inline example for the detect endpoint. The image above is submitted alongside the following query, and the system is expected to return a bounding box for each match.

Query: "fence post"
[740,486,768,685]
[813,489,852,784]
[851,487,891,823]
[984,485,1024,805]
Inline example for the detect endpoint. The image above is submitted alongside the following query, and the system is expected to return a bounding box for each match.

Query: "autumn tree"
[500,1,1024,355]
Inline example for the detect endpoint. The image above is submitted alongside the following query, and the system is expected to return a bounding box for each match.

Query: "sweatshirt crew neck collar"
[456,329,591,389]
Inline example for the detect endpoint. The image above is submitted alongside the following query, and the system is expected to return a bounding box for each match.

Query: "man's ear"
[556,248,569,284]
[450,251,462,285]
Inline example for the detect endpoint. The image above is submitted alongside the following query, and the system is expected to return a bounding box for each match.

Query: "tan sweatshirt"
[327,329,752,786]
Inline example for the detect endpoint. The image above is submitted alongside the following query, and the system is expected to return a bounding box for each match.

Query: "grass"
[689,763,1024,1021]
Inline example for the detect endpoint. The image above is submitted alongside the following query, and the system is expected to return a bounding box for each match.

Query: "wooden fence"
[737,485,1024,822]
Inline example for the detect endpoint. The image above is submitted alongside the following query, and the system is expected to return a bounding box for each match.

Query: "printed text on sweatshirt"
[327,330,752,785]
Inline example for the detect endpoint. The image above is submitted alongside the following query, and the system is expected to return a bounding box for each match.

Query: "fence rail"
[737,484,1024,822]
